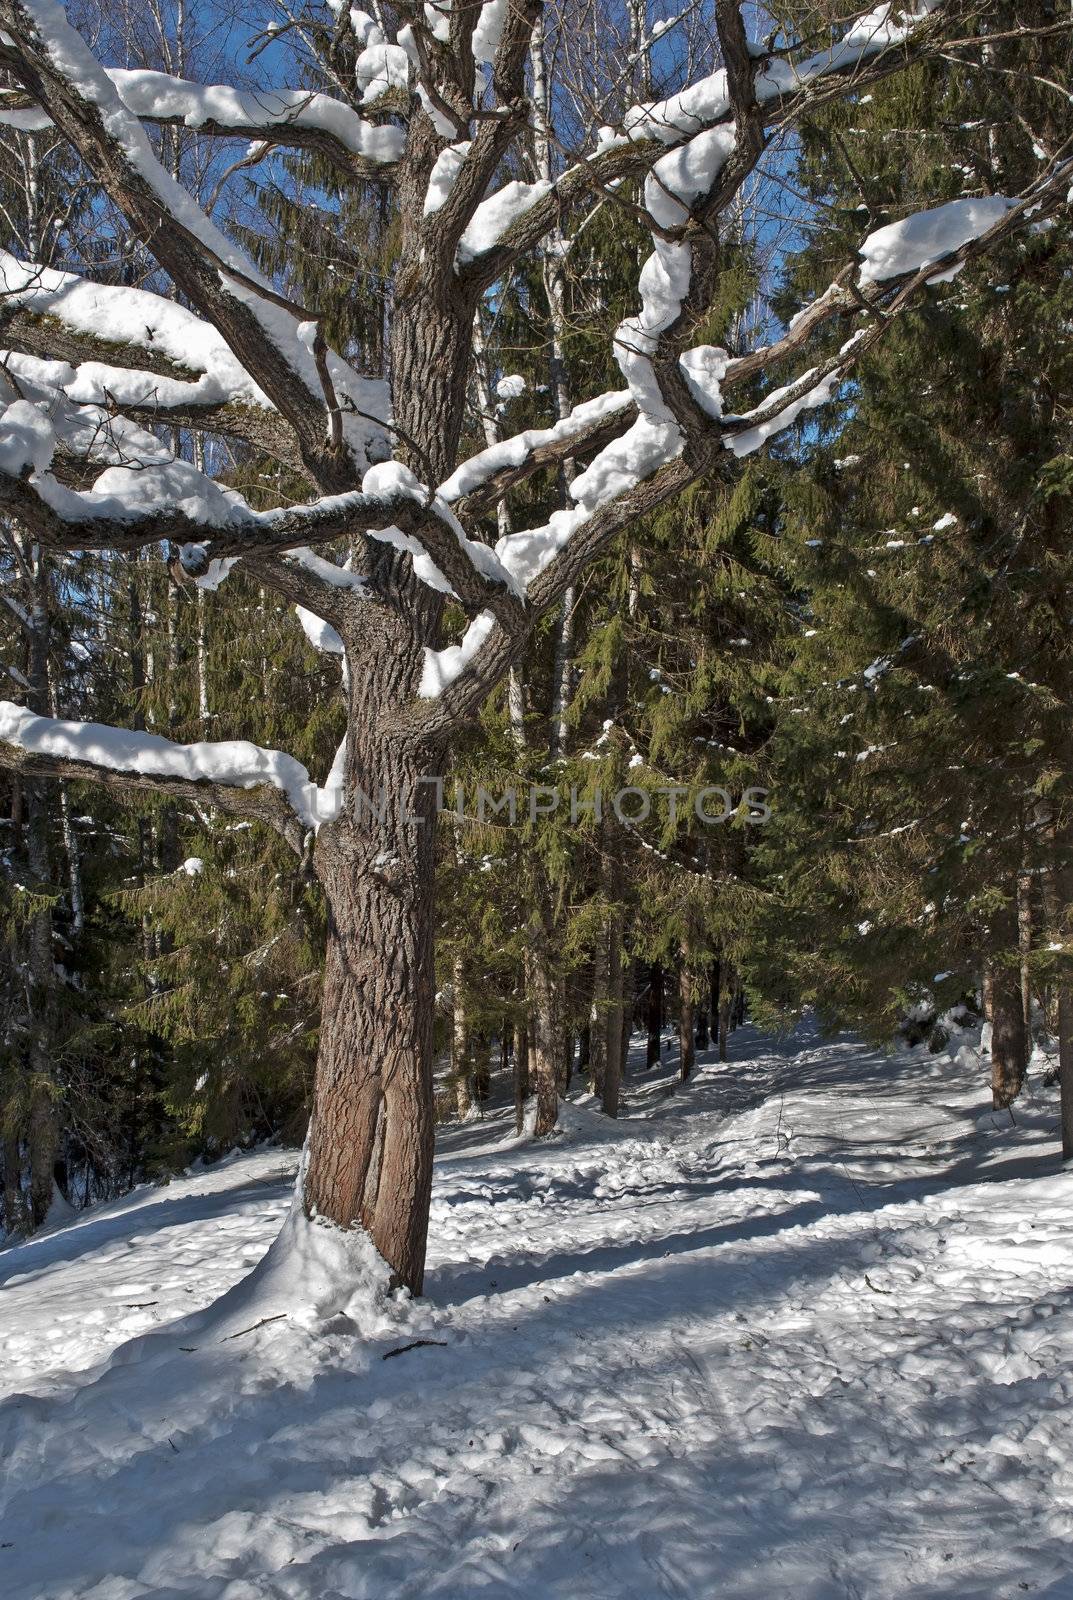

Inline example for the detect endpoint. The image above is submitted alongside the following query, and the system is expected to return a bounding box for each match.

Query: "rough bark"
[301,585,446,1293]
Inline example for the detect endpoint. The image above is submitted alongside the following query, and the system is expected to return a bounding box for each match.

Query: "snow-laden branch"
[0,0,385,485]
[454,0,952,288]
[0,357,524,618]
[0,701,345,855]
[408,152,1073,731]
[439,391,636,514]
[0,256,344,475]
[0,69,405,178]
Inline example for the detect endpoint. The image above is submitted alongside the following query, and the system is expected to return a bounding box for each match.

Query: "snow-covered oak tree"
[0,0,1068,1290]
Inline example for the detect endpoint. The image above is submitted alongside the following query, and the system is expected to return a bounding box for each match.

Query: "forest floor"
[2,1020,1073,1599]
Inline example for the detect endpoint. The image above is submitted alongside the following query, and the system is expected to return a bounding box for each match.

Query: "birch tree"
[0,0,1069,1289]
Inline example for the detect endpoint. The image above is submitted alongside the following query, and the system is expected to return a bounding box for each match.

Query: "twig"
[220,1313,289,1341]
[381,1338,448,1360]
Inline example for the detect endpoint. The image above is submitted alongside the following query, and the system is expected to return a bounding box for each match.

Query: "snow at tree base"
[2,1021,1072,1600]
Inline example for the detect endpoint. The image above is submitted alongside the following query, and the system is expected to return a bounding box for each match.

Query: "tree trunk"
[991,960,1026,1109]
[695,994,710,1051]
[452,953,472,1120]
[1041,814,1073,1161]
[473,1034,491,1105]
[1058,984,1073,1162]
[589,926,609,1096]
[718,963,733,1063]
[710,959,722,1047]
[1018,864,1033,1052]
[302,223,476,1290]
[2,1131,24,1235]
[528,935,562,1136]
[513,1022,529,1134]
[25,550,59,1229]
[678,961,695,1082]
[602,898,625,1118]
[620,961,633,1074]
[560,1028,573,1094]
[646,960,663,1068]
[302,717,444,1295]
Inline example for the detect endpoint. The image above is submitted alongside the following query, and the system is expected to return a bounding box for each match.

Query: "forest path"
[2,1020,1072,1599]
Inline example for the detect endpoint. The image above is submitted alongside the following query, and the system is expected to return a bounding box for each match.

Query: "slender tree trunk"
[646,960,663,1067]
[695,975,710,1049]
[678,961,695,1082]
[710,959,721,1045]
[473,1034,491,1105]
[1042,813,1073,1160]
[602,888,625,1118]
[452,953,472,1119]
[528,940,562,1135]
[513,1022,529,1134]
[589,927,608,1096]
[560,1028,573,1094]
[1057,982,1073,1162]
[990,898,1026,1110]
[2,1131,24,1234]
[718,962,733,1063]
[991,963,1026,1109]
[1018,864,1034,1057]
[620,959,634,1072]
[26,550,58,1228]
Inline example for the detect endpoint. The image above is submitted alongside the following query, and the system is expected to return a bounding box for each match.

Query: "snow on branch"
[0,251,267,405]
[439,391,636,513]
[0,70,403,178]
[0,701,343,854]
[0,255,388,476]
[0,361,523,616]
[455,1,952,287]
[0,0,389,483]
[410,153,1073,729]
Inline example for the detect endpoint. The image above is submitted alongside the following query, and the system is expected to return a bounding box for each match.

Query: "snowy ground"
[3,1021,1073,1599]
